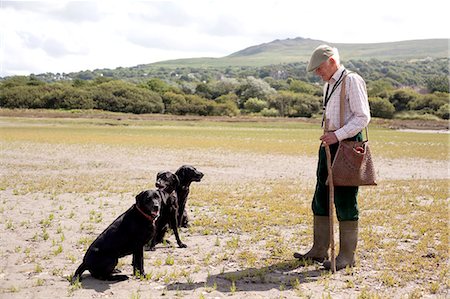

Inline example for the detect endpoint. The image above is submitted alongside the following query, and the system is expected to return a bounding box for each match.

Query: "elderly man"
[294,45,371,270]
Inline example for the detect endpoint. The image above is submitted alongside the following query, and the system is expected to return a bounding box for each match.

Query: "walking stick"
[324,143,336,273]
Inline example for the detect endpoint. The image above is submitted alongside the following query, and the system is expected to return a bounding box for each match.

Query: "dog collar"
[135,204,157,222]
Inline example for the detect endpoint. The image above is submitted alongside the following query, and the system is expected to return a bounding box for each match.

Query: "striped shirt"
[323,66,371,141]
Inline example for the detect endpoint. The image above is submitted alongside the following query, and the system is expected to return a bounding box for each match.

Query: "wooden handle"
[324,144,336,273]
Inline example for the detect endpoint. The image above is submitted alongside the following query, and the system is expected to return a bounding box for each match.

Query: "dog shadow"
[167,259,324,293]
[76,274,128,292]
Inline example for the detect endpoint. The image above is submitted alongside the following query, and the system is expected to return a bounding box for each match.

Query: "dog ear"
[175,167,185,180]
[135,190,146,203]
[156,171,164,179]
[173,173,180,188]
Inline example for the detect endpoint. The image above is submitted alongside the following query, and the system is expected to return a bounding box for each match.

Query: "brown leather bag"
[331,75,377,186]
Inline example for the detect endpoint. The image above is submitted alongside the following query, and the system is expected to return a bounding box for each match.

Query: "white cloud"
[0,0,448,77]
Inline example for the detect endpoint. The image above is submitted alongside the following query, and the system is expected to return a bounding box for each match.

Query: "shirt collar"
[329,65,346,84]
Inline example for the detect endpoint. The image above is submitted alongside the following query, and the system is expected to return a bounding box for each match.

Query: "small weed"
[185,274,194,285]
[154,258,162,266]
[408,288,423,299]
[165,254,175,265]
[230,280,237,294]
[144,272,153,280]
[34,263,43,273]
[42,229,49,241]
[40,214,53,227]
[67,253,77,264]
[52,268,63,276]
[34,278,45,286]
[68,277,82,295]
[380,272,396,287]
[357,287,381,299]
[53,245,63,256]
[89,210,102,223]
[429,281,439,294]
[8,285,19,293]
[345,279,355,289]
[77,236,93,249]
[226,236,239,250]
[6,220,14,230]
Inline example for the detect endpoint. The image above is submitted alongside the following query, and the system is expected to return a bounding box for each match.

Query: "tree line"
[0,58,448,120]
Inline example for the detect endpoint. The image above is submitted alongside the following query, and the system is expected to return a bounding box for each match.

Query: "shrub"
[426,76,449,93]
[367,79,395,98]
[369,97,395,119]
[389,88,419,111]
[91,81,164,114]
[142,78,179,94]
[237,76,276,102]
[163,92,189,115]
[288,79,318,95]
[407,92,448,112]
[243,97,268,113]
[394,111,441,121]
[260,108,279,117]
[44,84,94,109]
[268,91,320,117]
[214,102,240,116]
[0,85,44,108]
[436,103,449,119]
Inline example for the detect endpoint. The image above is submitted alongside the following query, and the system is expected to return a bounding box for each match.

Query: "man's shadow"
[167,259,324,293]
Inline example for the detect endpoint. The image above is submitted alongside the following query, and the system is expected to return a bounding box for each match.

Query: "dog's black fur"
[71,190,165,283]
[148,171,186,250]
[175,165,204,228]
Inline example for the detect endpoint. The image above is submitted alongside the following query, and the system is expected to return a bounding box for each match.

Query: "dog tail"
[71,262,87,284]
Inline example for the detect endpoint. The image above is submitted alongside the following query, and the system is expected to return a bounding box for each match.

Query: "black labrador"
[175,165,204,228]
[70,190,165,283]
[147,171,186,250]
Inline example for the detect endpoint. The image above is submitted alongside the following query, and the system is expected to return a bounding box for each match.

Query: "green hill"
[148,37,449,68]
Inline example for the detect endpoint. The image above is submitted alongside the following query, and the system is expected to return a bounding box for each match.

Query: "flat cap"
[306,45,335,72]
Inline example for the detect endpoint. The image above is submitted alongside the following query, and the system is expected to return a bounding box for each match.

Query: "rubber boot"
[293,216,330,263]
[323,220,358,271]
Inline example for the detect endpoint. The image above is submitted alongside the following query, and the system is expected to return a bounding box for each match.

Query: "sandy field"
[0,120,448,298]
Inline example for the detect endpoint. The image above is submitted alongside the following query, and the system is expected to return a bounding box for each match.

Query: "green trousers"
[312,133,363,221]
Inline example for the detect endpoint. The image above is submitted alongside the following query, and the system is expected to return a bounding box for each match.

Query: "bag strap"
[339,75,347,128]
[339,72,369,141]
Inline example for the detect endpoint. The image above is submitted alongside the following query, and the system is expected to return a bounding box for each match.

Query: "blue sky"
[1,0,448,77]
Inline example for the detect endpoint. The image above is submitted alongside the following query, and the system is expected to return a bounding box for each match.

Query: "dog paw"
[178,243,187,248]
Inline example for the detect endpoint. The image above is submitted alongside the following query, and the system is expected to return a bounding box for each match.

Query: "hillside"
[11,37,448,84]
[148,37,449,68]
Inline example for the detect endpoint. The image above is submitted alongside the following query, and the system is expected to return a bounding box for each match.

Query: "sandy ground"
[0,141,448,298]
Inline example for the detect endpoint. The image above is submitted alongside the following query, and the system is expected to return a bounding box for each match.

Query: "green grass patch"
[0,116,447,160]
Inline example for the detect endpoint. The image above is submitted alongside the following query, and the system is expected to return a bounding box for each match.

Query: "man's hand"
[320,132,338,145]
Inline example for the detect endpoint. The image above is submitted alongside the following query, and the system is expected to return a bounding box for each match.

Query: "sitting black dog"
[148,171,186,250]
[70,190,165,283]
[175,165,204,228]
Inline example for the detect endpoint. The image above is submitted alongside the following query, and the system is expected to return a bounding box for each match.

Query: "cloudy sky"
[1,0,448,77]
